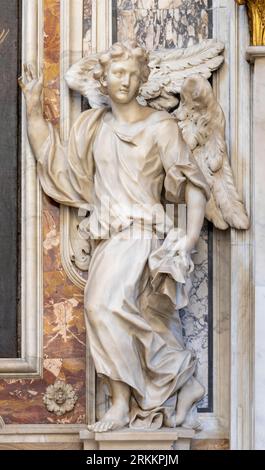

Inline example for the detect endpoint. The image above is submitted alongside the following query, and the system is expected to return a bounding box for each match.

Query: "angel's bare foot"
[174,377,205,427]
[88,379,130,432]
[87,402,130,432]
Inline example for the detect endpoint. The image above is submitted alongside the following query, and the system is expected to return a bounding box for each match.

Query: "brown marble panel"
[43,196,86,361]
[43,0,60,126]
[191,439,230,450]
[0,357,86,424]
[43,272,86,358]
[0,443,83,450]
[43,195,61,272]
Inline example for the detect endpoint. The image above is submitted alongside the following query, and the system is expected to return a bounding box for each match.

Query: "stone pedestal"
[80,428,195,450]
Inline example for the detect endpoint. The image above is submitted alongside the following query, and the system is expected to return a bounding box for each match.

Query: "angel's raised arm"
[19,65,102,209]
[18,65,50,159]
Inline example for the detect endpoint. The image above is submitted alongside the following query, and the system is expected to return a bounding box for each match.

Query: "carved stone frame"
[0,0,43,378]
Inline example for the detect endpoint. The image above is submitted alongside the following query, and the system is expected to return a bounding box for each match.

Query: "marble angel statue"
[19,40,249,433]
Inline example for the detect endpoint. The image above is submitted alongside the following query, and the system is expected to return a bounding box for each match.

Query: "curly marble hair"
[93,41,150,94]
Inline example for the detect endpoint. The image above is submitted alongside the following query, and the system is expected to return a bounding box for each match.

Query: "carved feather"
[64,42,248,230]
[64,55,110,108]
[140,39,224,108]
[150,39,224,65]
[176,74,249,231]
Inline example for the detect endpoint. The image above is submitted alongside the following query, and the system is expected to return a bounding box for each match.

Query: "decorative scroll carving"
[236,0,265,45]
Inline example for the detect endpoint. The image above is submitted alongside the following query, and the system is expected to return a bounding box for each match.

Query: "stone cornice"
[245,45,265,62]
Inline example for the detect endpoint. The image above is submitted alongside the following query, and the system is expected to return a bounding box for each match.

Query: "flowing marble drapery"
[37,108,210,427]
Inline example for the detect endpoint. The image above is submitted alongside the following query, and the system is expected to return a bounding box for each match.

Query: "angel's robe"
[38,108,210,428]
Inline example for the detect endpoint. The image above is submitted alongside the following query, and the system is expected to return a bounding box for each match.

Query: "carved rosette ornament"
[43,380,78,416]
[236,0,265,45]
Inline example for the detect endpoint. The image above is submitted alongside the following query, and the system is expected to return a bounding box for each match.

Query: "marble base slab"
[80,428,195,450]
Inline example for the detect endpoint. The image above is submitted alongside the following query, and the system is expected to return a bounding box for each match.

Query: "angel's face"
[104,57,141,104]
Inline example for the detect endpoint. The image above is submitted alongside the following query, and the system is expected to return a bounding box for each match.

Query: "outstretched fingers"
[21,63,42,83]
[37,72,44,87]
[28,64,36,80]
[18,64,44,96]
[24,63,33,82]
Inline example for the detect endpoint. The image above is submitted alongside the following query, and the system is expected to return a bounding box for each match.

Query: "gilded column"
[236,1,265,45]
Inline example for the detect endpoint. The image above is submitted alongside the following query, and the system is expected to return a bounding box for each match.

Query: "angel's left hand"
[170,235,194,255]
[168,235,194,272]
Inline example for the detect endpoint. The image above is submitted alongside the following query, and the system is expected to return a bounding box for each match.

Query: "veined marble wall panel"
[116,0,210,49]
[180,222,211,410]
[83,0,92,56]
[0,0,86,425]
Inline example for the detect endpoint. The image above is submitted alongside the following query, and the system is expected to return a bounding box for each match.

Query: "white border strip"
[60,0,96,424]
[0,0,43,377]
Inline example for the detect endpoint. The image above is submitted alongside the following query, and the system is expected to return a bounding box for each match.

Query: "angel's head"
[93,41,150,104]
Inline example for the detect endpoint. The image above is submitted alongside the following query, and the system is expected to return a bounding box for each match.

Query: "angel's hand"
[18,64,43,117]
[170,235,195,255]
[170,236,194,273]
[18,64,49,160]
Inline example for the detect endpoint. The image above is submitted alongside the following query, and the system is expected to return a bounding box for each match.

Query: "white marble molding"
[246,45,265,451]
[59,0,101,425]
[225,0,253,450]
[0,0,43,377]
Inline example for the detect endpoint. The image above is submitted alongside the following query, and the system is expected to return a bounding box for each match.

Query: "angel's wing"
[139,39,224,110]
[64,55,110,108]
[64,39,224,110]
[64,40,248,230]
[175,74,249,230]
